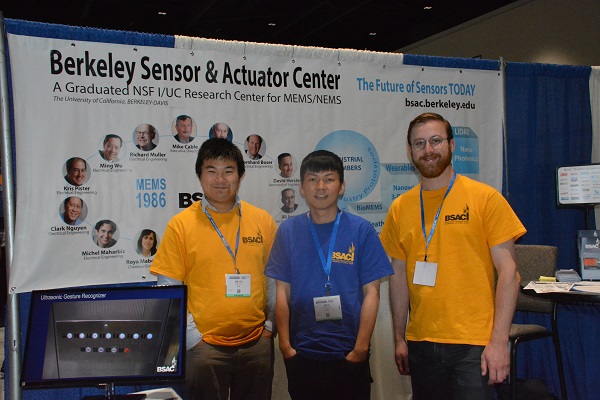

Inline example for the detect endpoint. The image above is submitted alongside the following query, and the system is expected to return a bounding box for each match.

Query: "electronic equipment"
[21,285,186,399]
[556,164,600,206]
[578,230,600,280]
[555,269,582,283]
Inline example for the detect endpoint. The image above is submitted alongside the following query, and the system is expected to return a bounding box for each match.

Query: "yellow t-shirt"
[380,175,526,345]
[150,200,276,346]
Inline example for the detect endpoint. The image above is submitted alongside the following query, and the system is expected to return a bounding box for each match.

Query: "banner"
[7,34,502,293]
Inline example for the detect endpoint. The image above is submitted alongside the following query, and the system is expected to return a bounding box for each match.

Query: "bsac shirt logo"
[332,243,355,265]
[444,204,469,224]
[242,228,263,245]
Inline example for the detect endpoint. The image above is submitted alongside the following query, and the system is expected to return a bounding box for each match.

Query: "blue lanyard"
[420,172,456,262]
[205,205,241,274]
[309,211,341,296]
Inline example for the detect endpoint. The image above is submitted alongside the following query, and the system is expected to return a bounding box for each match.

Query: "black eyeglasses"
[411,136,449,151]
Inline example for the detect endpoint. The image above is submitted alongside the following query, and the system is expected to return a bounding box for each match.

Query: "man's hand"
[279,344,297,360]
[481,339,510,384]
[346,348,368,363]
[262,329,273,339]
[395,340,410,375]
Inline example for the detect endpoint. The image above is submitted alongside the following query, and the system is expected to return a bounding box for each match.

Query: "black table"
[521,284,600,400]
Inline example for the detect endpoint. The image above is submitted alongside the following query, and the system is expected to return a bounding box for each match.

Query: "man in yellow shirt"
[380,113,526,400]
[151,138,277,400]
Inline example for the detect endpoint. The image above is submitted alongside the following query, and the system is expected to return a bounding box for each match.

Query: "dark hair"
[278,152,292,165]
[176,115,192,124]
[136,229,158,256]
[195,138,245,179]
[63,196,83,209]
[103,134,122,146]
[66,157,86,172]
[246,134,263,146]
[281,188,294,196]
[406,112,453,145]
[300,150,344,184]
[95,219,117,233]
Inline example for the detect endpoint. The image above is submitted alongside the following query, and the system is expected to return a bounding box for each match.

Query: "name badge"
[225,274,251,297]
[413,261,437,286]
[313,295,343,321]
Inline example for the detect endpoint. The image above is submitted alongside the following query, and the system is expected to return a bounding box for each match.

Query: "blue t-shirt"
[266,211,393,360]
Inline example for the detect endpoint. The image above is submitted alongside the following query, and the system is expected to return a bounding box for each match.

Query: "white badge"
[225,274,251,297]
[413,261,438,286]
[313,295,343,321]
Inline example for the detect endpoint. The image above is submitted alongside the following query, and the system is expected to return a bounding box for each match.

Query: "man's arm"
[156,274,203,350]
[481,239,520,383]
[275,280,296,359]
[262,277,276,338]
[389,257,410,375]
[346,279,381,363]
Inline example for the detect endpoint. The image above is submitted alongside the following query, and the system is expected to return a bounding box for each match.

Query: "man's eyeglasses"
[411,136,449,151]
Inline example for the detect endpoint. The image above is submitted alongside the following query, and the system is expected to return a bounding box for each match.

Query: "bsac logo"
[156,356,178,373]
[332,243,355,265]
[242,227,264,245]
[585,238,600,249]
[445,204,470,223]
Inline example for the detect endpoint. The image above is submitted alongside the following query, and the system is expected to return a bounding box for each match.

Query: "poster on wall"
[7,34,503,293]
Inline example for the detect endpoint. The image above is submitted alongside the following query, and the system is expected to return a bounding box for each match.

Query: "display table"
[520,282,600,400]
[522,284,600,304]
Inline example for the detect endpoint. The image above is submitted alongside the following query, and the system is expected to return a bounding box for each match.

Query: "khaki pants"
[185,336,274,400]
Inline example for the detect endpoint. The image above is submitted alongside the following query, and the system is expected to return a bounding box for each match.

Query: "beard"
[413,150,453,179]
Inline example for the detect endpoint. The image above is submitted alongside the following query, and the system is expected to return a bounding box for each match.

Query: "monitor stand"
[81,383,147,400]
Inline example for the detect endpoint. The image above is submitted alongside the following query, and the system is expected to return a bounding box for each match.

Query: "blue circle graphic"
[316,130,380,208]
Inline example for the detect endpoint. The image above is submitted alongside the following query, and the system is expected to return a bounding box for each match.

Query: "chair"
[507,244,568,400]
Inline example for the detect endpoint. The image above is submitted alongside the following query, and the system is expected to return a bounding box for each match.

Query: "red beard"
[414,150,452,179]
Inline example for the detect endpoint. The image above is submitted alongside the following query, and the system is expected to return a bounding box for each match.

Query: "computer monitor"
[21,285,186,398]
[556,163,600,206]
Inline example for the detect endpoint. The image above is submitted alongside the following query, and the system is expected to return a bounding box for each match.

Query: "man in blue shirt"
[266,150,393,400]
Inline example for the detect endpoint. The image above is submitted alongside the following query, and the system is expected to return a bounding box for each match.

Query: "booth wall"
[3,18,597,400]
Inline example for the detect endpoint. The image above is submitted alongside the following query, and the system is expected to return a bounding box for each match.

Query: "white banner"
[7,34,503,293]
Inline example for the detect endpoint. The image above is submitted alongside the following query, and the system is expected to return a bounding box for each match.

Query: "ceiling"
[2,0,520,52]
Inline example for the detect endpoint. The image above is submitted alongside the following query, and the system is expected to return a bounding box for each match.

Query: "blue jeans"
[408,341,492,400]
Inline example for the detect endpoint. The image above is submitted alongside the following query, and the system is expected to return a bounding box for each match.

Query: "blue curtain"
[5,19,174,47]
[505,62,594,267]
[514,304,600,400]
[506,62,594,400]
[404,53,500,71]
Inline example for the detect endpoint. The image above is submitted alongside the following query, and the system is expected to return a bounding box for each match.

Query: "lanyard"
[420,172,456,262]
[309,211,342,296]
[205,205,241,274]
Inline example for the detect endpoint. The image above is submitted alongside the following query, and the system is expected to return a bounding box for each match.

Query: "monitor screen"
[21,285,186,389]
[556,164,600,206]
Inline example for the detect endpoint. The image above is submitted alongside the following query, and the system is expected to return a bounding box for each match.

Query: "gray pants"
[185,336,274,400]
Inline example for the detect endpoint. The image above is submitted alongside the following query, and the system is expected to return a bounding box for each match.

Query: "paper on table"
[524,281,574,293]
[573,281,600,286]
[571,282,600,293]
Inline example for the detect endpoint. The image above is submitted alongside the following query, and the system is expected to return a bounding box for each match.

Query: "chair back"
[514,244,558,314]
